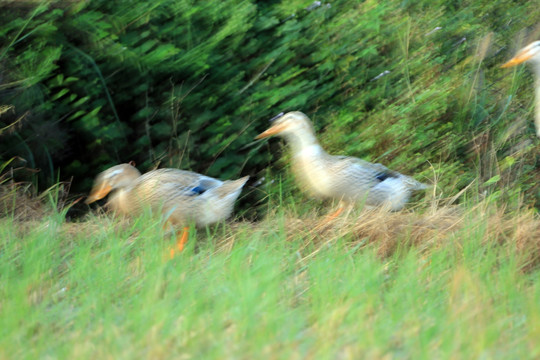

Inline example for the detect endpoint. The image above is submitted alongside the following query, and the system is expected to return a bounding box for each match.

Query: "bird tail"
[403,176,429,191]
[214,176,250,199]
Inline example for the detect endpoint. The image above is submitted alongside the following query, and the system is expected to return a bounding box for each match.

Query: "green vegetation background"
[1,0,539,209]
[1,2,540,358]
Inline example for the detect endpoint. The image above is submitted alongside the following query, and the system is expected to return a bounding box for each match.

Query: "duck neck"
[284,130,323,156]
[534,66,540,136]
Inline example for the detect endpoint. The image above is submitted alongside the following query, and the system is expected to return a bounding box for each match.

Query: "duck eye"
[106,169,124,179]
[269,112,285,122]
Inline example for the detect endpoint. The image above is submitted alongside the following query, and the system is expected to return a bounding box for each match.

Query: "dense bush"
[1,0,539,209]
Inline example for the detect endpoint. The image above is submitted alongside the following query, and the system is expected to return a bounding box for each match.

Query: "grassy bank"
[1,194,539,359]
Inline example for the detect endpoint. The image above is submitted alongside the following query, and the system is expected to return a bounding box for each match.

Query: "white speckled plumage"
[256,111,427,211]
[86,164,249,226]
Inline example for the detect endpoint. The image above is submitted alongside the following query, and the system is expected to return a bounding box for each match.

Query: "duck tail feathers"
[213,176,250,199]
[403,176,429,191]
[227,175,250,190]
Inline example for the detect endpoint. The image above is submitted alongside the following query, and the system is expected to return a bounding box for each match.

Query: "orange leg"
[326,206,344,220]
[176,226,190,251]
[315,204,347,230]
[169,226,190,258]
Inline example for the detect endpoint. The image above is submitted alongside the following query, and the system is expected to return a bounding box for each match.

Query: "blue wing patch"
[375,172,390,182]
[186,178,220,196]
[189,186,206,196]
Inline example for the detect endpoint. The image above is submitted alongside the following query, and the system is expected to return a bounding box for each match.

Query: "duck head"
[85,163,141,204]
[255,111,315,139]
[501,40,540,68]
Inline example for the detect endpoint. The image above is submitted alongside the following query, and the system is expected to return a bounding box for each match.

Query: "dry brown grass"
[0,183,43,221]
[2,184,539,271]
[247,200,540,271]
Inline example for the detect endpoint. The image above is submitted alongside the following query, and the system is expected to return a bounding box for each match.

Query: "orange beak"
[255,122,289,139]
[501,50,533,68]
[85,183,112,204]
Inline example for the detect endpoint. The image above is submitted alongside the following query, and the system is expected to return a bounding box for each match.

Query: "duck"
[85,163,249,253]
[501,40,540,137]
[255,111,427,212]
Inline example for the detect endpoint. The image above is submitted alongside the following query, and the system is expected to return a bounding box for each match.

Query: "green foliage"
[0,0,539,207]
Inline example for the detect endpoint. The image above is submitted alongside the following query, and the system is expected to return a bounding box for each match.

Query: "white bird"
[255,111,427,211]
[501,40,540,137]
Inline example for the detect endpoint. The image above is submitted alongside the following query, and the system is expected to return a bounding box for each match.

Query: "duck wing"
[330,156,402,186]
[132,168,223,200]
[334,156,427,191]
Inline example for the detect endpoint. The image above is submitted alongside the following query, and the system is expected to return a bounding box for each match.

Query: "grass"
[0,189,539,359]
